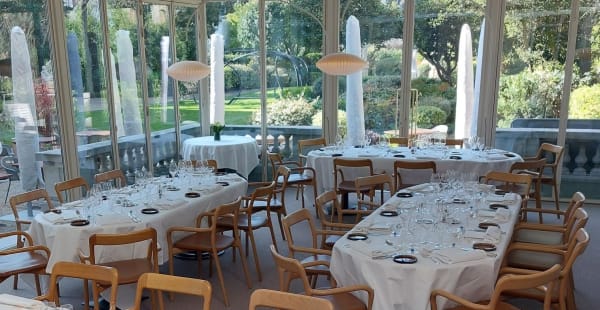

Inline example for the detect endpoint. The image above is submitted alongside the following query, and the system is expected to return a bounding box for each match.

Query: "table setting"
[330,172,522,310]
[27,166,248,272]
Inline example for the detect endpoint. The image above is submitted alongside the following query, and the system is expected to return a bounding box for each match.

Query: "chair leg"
[236,244,253,289]
[276,212,285,240]
[247,230,262,282]
[552,180,560,219]
[212,249,230,307]
[34,274,41,296]
[13,274,18,290]
[168,248,175,301]
[3,179,10,205]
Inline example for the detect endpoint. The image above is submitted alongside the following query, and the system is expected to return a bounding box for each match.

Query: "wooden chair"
[298,137,327,165]
[270,245,374,310]
[388,137,409,146]
[54,176,90,203]
[524,143,565,217]
[168,197,251,306]
[9,188,54,233]
[510,158,547,222]
[0,231,49,296]
[81,227,159,308]
[282,208,340,288]
[500,228,589,310]
[37,262,118,310]
[430,264,561,310]
[250,165,291,240]
[393,160,437,191]
[315,191,355,249]
[267,152,318,210]
[444,138,464,147]
[249,289,334,310]
[483,171,532,209]
[333,158,375,209]
[191,159,218,171]
[94,169,127,188]
[351,173,394,223]
[132,272,212,310]
[218,183,277,282]
[516,192,585,246]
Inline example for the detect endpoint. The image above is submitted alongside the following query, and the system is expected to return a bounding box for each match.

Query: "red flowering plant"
[34,79,55,136]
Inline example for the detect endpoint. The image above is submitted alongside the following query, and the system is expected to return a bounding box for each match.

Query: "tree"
[414,0,484,84]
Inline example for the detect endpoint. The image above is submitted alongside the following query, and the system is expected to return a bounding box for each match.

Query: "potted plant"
[210,122,225,141]
[34,79,54,137]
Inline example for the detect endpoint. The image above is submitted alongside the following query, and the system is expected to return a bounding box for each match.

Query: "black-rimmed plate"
[396,192,413,198]
[449,155,462,160]
[380,210,398,217]
[166,186,180,191]
[141,208,159,214]
[347,233,368,241]
[393,254,418,264]
[504,153,516,158]
[216,181,229,186]
[331,153,343,157]
[473,242,497,251]
[494,190,507,195]
[45,209,62,214]
[479,222,500,229]
[489,203,508,210]
[70,219,90,226]
[452,198,466,204]
[185,192,201,198]
[393,154,406,158]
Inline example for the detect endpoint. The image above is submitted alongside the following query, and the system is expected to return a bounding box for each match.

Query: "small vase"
[214,131,221,141]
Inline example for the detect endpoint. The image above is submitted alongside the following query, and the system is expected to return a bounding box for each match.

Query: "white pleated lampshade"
[167,60,210,81]
[316,52,368,76]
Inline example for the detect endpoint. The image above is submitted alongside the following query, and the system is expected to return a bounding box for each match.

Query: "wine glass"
[169,159,178,178]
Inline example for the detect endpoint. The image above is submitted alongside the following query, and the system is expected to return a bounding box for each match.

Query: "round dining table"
[182,135,260,178]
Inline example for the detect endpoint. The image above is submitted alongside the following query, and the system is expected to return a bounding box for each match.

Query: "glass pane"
[496,1,570,198]
[0,2,63,212]
[564,0,600,198]
[142,3,178,177]
[265,0,323,178]
[414,0,485,141]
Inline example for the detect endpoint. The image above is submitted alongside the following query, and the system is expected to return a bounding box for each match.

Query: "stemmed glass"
[169,159,178,178]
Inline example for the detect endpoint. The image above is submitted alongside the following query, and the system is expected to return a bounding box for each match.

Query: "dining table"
[181,135,260,178]
[27,172,248,273]
[330,182,521,310]
[306,145,522,195]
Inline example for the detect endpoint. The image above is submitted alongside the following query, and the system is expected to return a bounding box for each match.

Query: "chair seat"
[99,258,154,284]
[507,250,562,271]
[0,173,11,180]
[174,232,235,252]
[0,252,47,278]
[252,198,283,211]
[337,181,370,193]
[320,292,368,310]
[286,173,313,184]
[300,255,331,276]
[514,229,563,246]
[325,235,340,248]
[218,214,269,230]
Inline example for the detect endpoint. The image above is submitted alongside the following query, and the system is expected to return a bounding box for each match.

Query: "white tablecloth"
[307,146,522,194]
[330,184,521,310]
[27,174,248,272]
[182,135,259,177]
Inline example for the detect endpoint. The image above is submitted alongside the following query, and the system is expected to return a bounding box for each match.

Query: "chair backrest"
[245,181,276,215]
[389,137,409,146]
[208,197,243,236]
[44,262,119,310]
[484,171,532,200]
[273,165,291,197]
[445,138,463,147]
[88,227,159,273]
[562,192,585,224]
[249,289,333,310]
[200,159,218,170]
[55,177,90,203]
[492,264,561,310]
[298,137,327,156]
[94,169,127,188]
[132,273,212,310]
[535,143,565,175]
[270,244,313,293]
[333,158,374,189]
[315,190,353,227]
[393,160,436,191]
[563,208,589,248]
[0,156,19,180]
[282,209,319,257]
[355,173,394,209]
[9,189,53,232]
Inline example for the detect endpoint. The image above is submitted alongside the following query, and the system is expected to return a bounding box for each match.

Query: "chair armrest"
[505,242,566,256]
[430,289,488,310]
[520,207,566,217]
[2,245,50,257]
[514,222,566,233]
[316,229,347,237]
[167,226,211,235]
[302,260,330,269]
[279,160,302,167]
[310,284,375,308]
[290,166,316,176]
[323,222,355,231]
[523,156,539,161]
[292,245,332,256]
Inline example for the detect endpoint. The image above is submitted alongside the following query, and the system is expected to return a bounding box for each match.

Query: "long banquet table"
[28,173,247,272]
[307,146,522,194]
[330,183,521,310]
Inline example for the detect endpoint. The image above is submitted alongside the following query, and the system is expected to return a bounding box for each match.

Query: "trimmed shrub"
[570,84,600,118]
[257,97,317,126]
[415,105,447,128]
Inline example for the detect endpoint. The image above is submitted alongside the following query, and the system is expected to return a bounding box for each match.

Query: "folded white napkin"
[357,153,379,158]
[95,214,133,225]
[431,248,487,264]
[154,199,187,210]
[477,209,496,218]
[411,183,434,192]
[191,185,222,194]
[42,209,79,224]
[487,193,518,203]
[0,294,44,309]
[61,200,83,208]
[414,155,437,160]
[368,223,392,234]
[464,227,502,243]
[494,208,511,223]
[352,241,396,259]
